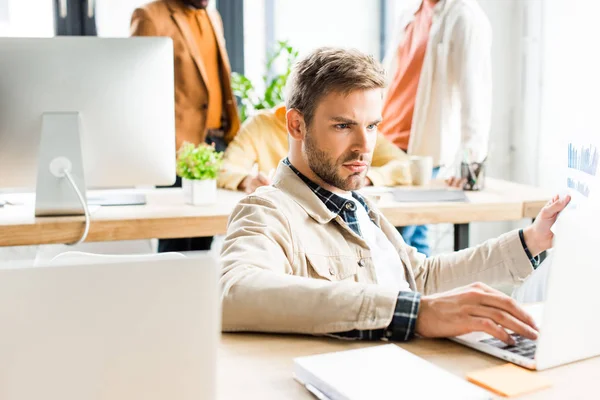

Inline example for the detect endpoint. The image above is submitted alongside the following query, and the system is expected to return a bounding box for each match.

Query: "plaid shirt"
[283,158,420,341]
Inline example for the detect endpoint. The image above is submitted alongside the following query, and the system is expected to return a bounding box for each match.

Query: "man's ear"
[286,108,306,141]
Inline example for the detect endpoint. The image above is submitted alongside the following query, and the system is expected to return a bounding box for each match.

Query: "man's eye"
[335,124,349,130]
[367,124,377,130]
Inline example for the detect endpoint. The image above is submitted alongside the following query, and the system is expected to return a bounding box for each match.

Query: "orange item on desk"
[467,363,552,397]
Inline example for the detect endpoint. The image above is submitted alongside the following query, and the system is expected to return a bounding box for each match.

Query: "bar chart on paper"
[566,142,599,205]
[567,143,598,177]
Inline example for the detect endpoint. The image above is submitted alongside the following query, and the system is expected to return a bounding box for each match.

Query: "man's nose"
[353,127,375,153]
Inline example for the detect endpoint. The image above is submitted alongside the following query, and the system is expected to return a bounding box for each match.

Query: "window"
[95,0,216,37]
[243,0,381,89]
[273,0,380,58]
[0,0,54,37]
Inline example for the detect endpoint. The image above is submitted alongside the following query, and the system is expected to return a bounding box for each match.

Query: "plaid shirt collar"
[283,158,369,237]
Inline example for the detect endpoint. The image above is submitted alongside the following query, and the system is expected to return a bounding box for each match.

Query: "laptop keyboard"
[480,334,537,359]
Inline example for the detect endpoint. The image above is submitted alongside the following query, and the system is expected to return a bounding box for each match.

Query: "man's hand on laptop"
[522,194,571,257]
[415,282,538,345]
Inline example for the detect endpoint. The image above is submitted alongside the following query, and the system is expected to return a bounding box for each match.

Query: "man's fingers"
[446,177,467,188]
[543,194,571,216]
[470,305,538,341]
[478,293,539,333]
[446,177,461,187]
[470,317,515,345]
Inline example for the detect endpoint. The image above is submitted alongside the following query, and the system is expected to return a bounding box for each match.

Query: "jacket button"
[358,259,365,267]
[345,202,356,211]
[328,267,335,276]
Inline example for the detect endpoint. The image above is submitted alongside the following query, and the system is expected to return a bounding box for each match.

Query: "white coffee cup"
[409,155,434,186]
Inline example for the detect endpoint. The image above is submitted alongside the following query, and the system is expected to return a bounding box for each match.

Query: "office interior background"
[0,0,594,258]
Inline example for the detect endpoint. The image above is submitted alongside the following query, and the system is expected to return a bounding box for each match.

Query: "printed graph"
[567,177,590,197]
[567,143,599,176]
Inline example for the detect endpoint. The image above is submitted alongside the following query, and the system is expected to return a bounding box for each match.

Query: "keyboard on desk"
[480,334,537,359]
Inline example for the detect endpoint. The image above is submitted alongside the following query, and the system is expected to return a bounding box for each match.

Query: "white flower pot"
[182,178,217,206]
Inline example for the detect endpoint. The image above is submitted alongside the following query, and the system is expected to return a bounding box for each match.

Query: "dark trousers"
[157,135,226,253]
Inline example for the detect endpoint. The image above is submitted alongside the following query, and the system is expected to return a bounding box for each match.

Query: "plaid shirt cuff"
[519,229,540,268]
[326,291,421,342]
[383,291,421,341]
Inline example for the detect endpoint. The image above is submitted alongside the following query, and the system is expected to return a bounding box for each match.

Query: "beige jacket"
[220,162,533,334]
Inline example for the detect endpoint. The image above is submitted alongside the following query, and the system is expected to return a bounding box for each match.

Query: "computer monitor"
[0,37,176,217]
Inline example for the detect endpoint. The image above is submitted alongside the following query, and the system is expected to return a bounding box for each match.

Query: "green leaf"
[176,142,224,180]
[230,40,299,119]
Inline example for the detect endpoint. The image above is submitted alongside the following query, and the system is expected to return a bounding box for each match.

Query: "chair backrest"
[46,250,186,266]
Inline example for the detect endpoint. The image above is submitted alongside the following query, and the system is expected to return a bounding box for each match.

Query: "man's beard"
[304,130,370,191]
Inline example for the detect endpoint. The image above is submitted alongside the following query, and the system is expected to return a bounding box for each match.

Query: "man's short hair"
[285,47,386,128]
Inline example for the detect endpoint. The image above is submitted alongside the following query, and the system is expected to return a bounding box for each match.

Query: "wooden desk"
[219,333,599,399]
[0,178,551,247]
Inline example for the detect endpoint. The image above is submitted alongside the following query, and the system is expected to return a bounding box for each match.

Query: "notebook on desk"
[393,188,468,203]
[293,344,491,400]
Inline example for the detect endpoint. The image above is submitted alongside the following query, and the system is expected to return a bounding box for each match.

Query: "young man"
[380,0,492,255]
[220,47,568,344]
[218,104,411,193]
[131,0,240,252]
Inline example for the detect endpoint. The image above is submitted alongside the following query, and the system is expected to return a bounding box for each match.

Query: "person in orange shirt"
[380,0,492,256]
[131,0,240,252]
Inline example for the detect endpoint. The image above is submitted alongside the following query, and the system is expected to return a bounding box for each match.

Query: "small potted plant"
[176,142,223,206]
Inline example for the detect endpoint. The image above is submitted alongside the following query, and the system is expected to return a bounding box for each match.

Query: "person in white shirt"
[379,0,492,255]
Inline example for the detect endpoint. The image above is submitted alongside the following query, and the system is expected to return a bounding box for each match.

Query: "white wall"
[467,0,522,247]
[536,0,600,192]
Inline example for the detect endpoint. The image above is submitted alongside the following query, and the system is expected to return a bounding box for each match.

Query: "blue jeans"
[398,167,440,256]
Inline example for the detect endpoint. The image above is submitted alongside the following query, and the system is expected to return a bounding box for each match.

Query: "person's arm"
[408,194,570,295]
[366,133,412,186]
[222,193,564,343]
[409,229,534,296]
[449,7,492,163]
[130,8,158,37]
[220,196,400,334]
[217,119,261,190]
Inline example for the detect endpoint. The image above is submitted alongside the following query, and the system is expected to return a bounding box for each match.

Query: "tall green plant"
[231,40,299,122]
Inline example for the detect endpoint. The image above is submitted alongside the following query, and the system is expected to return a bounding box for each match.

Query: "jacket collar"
[272,161,337,224]
[273,159,378,225]
[166,1,232,83]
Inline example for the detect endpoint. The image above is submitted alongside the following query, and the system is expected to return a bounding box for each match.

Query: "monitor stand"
[87,193,147,206]
[35,112,87,217]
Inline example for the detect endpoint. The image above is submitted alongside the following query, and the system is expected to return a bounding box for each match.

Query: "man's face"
[182,0,209,9]
[303,88,382,192]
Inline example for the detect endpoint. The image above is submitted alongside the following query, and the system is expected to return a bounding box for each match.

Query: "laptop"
[452,211,600,370]
[0,254,220,400]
